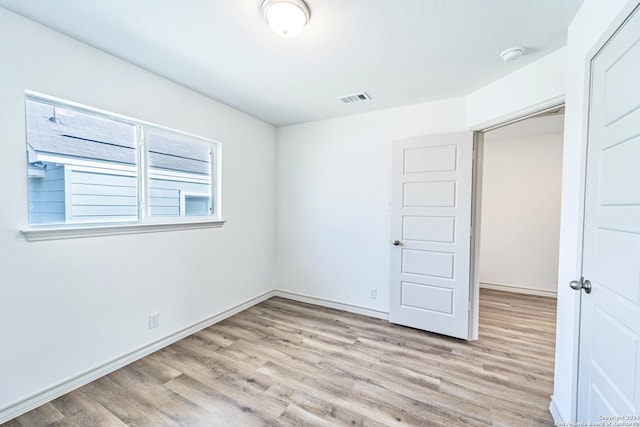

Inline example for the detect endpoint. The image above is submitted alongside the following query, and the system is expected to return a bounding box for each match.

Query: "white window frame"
[21,91,224,241]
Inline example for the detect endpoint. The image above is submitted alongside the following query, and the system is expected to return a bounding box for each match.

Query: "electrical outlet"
[369,288,377,299]
[148,312,159,329]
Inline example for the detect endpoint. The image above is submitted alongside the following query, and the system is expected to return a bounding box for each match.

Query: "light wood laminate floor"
[4,289,557,426]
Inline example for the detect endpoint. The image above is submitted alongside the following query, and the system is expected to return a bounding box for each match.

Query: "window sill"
[21,219,226,242]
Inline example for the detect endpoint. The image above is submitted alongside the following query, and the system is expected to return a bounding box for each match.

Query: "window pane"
[184,195,211,216]
[26,99,138,225]
[147,132,212,218]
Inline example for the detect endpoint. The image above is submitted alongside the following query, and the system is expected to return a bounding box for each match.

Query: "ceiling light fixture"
[500,46,525,62]
[261,0,310,38]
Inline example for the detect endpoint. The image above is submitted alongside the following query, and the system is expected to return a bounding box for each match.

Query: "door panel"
[402,216,456,243]
[403,145,457,173]
[595,230,640,303]
[599,137,640,204]
[402,249,455,278]
[591,309,637,400]
[389,132,473,340]
[404,181,456,207]
[577,5,640,420]
[400,282,454,314]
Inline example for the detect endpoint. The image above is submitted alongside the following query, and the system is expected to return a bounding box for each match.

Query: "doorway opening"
[478,110,564,297]
[469,105,564,340]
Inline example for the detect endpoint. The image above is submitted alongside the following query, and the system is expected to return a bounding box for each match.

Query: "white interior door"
[389,132,474,340]
[577,4,640,420]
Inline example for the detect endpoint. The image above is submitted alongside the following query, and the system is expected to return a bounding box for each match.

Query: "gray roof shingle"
[26,99,211,175]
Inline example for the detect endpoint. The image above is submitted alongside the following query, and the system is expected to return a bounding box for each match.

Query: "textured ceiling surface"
[0,0,582,126]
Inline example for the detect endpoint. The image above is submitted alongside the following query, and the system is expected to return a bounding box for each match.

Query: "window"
[145,128,213,219]
[23,95,222,239]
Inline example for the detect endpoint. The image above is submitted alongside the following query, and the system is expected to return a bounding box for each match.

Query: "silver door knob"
[569,277,592,294]
[392,240,401,246]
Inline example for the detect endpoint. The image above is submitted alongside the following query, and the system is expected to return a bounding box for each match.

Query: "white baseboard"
[549,395,567,424]
[480,282,557,298]
[274,289,389,320]
[0,290,275,424]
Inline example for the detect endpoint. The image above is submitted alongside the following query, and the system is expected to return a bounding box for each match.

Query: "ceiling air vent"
[339,92,371,104]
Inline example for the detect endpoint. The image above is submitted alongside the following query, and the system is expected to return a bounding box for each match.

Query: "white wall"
[276,98,467,313]
[466,47,567,129]
[275,46,571,315]
[551,0,636,422]
[0,8,276,420]
[479,115,564,295]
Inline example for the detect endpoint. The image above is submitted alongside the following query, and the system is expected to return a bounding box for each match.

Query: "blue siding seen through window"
[70,170,138,222]
[149,179,210,217]
[28,164,66,224]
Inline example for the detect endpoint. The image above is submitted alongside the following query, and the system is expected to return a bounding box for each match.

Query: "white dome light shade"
[262,0,310,38]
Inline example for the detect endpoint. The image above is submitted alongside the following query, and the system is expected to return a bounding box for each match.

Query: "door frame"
[468,99,566,341]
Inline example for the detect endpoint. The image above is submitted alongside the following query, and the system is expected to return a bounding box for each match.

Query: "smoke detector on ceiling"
[500,47,525,62]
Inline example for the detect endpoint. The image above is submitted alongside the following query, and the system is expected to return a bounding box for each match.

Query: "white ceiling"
[0,0,582,127]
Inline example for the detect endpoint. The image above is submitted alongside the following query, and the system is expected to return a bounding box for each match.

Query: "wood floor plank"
[273,403,339,427]
[80,376,179,427]
[265,383,385,427]
[1,403,63,427]
[3,289,557,426]
[105,365,217,426]
[47,390,128,427]
[164,374,283,426]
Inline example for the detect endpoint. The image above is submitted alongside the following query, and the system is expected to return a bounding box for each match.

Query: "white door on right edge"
[577,4,640,421]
